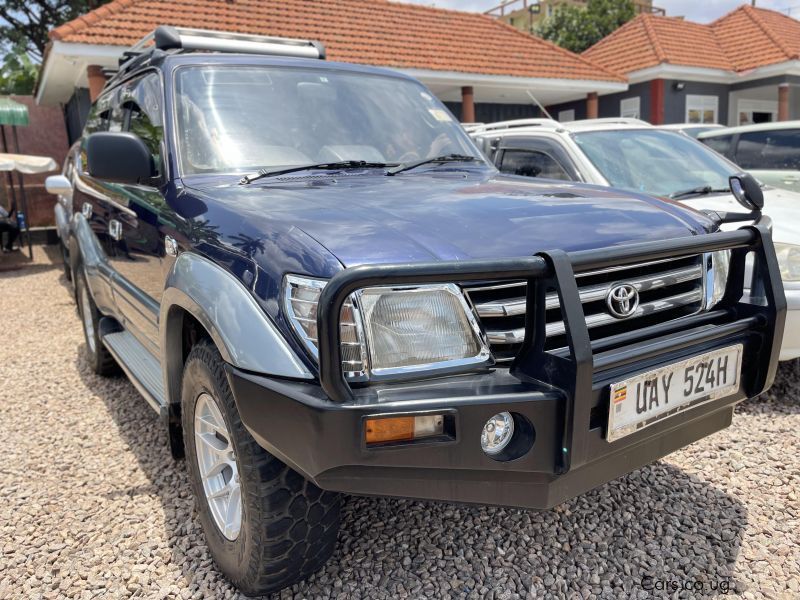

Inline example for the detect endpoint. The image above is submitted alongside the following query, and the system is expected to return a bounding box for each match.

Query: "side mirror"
[85,132,155,184]
[45,174,73,199]
[729,173,764,211]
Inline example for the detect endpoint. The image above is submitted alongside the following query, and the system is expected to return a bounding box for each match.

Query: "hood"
[183,170,712,270]
[680,186,800,244]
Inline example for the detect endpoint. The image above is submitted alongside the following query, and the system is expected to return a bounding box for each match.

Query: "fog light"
[365,414,444,445]
[481,412,514,455]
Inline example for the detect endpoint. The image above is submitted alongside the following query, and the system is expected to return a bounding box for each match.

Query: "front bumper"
[231,317,765,510]
[232,224,784,510]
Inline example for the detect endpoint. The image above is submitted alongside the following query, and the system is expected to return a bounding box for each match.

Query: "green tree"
[0,43,38,94]
[0,1,111,61]
[535,0,636,54]
[0,1,111,94]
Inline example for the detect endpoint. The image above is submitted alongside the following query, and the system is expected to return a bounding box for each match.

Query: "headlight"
[775,243,800,282]
[705,250,730,309]
[357,284,491,378]
[283,275,491,380]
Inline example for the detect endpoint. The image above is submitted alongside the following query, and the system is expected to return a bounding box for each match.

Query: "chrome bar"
[486,288,704,344]
[475,264,703,317]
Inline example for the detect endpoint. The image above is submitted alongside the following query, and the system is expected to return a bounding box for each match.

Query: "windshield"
[174,65,482,175]
[573,129,737,197]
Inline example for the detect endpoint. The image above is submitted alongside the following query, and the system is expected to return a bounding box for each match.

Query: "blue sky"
[398,0,799,23]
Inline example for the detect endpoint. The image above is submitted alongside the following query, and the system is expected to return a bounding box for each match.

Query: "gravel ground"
[1,247,799,599]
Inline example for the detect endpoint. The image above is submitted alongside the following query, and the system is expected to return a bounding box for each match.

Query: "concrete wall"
[548,82,652,122]
[0,96,69,227]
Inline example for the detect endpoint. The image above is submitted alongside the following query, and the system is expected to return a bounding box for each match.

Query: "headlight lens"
[283,276,491,380]
[705,250,731,309]
[358,284,491,377]
[775,243,800,282]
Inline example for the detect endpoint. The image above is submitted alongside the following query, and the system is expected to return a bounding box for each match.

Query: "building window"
[737,99,778,126]
[620,97,640,119]
[558,109,575,122]
[686,95,718,124]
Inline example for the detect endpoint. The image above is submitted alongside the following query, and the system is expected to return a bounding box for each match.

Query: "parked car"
[657,123,724,138]
[45,28,784,596]
[470,118,800,361]
[698,121,800,193]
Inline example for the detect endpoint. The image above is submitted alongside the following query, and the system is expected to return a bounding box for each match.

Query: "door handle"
[81,202,92,219]
[109,219,123,241]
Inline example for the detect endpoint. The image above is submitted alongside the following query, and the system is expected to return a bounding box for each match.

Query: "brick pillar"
[461,86,475,123]
[650,79,665,124]
[778,84,790,122]
[586,92,598,119]
[87,65,107,102]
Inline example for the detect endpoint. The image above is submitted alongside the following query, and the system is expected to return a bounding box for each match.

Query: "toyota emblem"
[606,284,639,319]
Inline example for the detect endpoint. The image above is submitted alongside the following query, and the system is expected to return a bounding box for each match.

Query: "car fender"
[160,252,312,406]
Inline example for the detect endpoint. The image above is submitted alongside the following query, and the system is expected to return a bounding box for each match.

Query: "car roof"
[469,117,654,138]
[698,120,800,138]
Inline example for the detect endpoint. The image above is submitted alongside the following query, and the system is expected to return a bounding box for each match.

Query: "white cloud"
[397,0,798,23]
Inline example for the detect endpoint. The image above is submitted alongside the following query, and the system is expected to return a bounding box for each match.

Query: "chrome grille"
[464,255,706,363]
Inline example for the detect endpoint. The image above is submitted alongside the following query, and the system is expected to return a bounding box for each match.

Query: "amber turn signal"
[365,415,444,445]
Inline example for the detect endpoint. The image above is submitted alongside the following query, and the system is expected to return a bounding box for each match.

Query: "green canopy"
[0,97,29,127]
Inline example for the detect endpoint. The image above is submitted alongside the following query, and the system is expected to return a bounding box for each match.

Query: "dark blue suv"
[50,26,785,595]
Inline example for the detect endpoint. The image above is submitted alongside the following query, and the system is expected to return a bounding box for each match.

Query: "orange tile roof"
[49,0,624,82]
[584,5,800,76]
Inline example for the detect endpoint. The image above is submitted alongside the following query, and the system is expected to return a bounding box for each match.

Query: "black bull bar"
[316,222,785,474]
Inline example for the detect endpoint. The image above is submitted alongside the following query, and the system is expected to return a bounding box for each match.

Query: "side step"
[102,329,166,414]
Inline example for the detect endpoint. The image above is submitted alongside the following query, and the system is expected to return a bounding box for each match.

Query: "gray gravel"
[1,247,799,599]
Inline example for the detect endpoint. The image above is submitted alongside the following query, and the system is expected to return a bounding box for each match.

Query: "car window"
[735,130,800,170]
[122,73,164,176]
[499,149,571,180]
[573,129,736,197]
[700,134,734,158]
[174,65,482,175]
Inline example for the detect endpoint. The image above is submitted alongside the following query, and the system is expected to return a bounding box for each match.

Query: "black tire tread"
[182,340,341,596]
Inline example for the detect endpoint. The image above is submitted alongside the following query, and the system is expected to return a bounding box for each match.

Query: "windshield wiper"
[387,154,482,176]
[239,160,393,185]
[669,185,730,200]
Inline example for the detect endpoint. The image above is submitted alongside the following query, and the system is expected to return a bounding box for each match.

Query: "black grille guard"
[316,220,786,473]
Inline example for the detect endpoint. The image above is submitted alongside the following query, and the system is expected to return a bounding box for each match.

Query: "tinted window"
[499,149,570,180]
[123,73,164,175]
[701,134,734,158]
[735,130,800,170]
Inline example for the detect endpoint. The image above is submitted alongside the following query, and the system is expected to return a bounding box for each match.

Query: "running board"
[102,329,166,413]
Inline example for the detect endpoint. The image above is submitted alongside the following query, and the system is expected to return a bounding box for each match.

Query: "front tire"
[181,340,341,596]
[75,267,118,376]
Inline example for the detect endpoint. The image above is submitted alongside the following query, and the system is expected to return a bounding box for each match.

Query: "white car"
[470,118,800,360]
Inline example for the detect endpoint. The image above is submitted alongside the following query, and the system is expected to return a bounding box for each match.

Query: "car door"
[493,137,581,182]
[72,91,125,317]
[104,71,170,355]
[734,129,800,193]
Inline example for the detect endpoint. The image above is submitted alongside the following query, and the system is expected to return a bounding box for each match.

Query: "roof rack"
[107,26,326,88]
[565,117,652,127]
[467,118,560,134]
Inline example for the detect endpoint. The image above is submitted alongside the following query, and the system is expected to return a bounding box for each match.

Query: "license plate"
[607,344,743,442]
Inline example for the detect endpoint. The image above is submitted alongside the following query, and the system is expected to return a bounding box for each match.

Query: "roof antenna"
[526,90,554,120]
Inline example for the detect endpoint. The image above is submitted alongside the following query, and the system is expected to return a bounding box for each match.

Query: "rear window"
[735,130,800,170]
